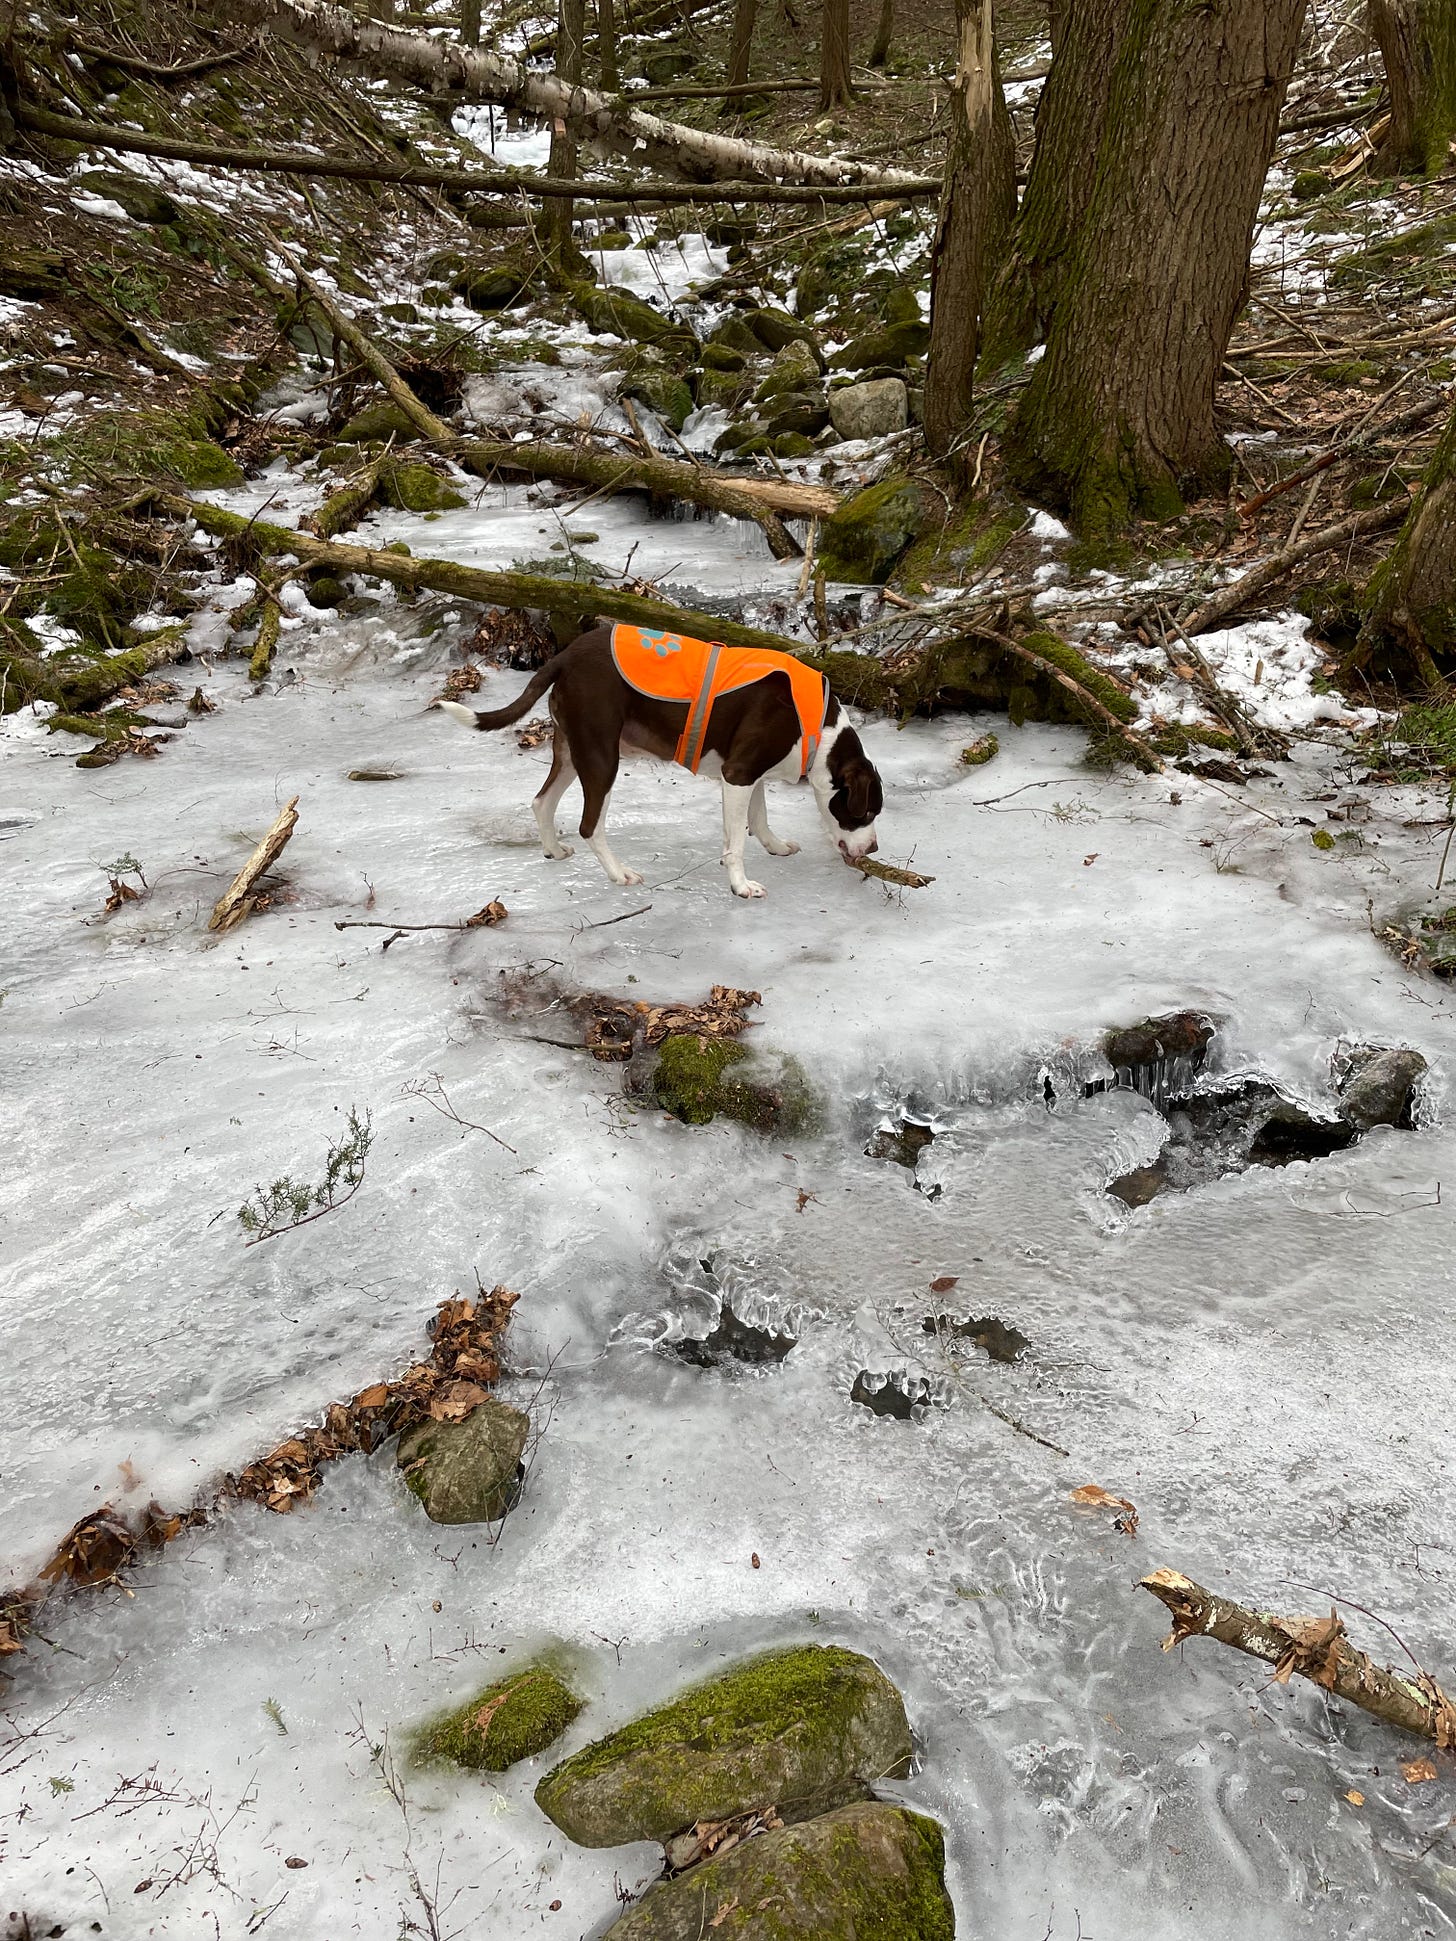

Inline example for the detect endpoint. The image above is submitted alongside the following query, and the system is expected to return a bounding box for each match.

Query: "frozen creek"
[2,509,1456,1940]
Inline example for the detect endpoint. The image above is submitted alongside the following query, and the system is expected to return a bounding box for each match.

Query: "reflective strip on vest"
[610,624,828,776]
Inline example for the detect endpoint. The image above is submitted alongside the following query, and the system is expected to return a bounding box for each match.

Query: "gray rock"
[829,378,908,442]
[1339,1046,1427,1130]
[603,1801,954,1939]
[754,339,822,403]
[535,1644,911,1847]
[396,1398,528,1523]
[75,170,180,226]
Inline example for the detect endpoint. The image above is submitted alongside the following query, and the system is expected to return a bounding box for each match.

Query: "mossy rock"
[454,263,536,312]
[567,281,698,353]
[702,342,748,374]
[828,322,929,372]
[652,1035,820,1133]
[397,1397,529,1524]
[74,170,180,226]
[817,478,927,585]
[697,368,752,414]
[413,1665,582,1772]
[772,432,816,458]
[338,401,422,445]
[593,228,634,250]
[715,420,770,457]
[603,1801,953,1939]
[621,367,695,432]
[305,575,348,609]
[534,1645,911,1847]
[381,463,467,513]
[163,438,243,489]
[739,307,822,360]
[763,398,830,440]
[754,339,822,403]
[639,43,695,82]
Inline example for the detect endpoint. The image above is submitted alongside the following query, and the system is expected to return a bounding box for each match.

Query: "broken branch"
[1184,504,1407,635]
[208,795,299,933]
[1140,1567,1456,1747]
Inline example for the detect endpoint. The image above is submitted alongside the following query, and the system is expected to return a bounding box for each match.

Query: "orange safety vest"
[611,624,829,777]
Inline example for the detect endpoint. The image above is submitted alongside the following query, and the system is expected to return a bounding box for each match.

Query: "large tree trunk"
[598,0,619,87]
[1355,398,1456,682]
[544,0,587,259]
[820,0,853,105]
[922,0,1016,471]
[460,0,480,46]
[727,0,758,86]
[868,0,894,68]
[1047,0,1070,56]
[1370,0,1456,175]
[1000,0,1305,538]
[228,0,925,187]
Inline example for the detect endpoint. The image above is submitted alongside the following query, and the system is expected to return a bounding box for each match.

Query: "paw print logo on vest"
[641,630,684,658]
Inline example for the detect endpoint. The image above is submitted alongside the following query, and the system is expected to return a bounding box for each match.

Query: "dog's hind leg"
[721,782,766,898]
[533,728,577,860]
[747,781,799,857]
[577,744,644,887]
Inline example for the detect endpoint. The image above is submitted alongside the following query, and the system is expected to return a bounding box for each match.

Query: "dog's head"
[822,725,883,862]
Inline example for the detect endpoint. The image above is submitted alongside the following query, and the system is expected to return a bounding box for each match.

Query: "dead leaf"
[465,900,508,927]
[1083,853,1098,867]
[471,1690,510,1739]
[751,1553,761,1569]
[708,1899,740,1930]
[1401,1757,1438,1785]
[929,1275,959,1293]
[285,1856,309,1869]
[1274,1609,1345,1688]
[355,1383,390,1409]
[1070,1484,1139,1538]
[427,1380,490,1422]
[795,1189,817,1213]
[1345,1789,1365,1807]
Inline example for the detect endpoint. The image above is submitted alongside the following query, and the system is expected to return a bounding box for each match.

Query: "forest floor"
[4,2,1456,1938]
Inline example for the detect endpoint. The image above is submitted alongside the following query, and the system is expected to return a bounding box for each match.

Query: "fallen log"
[1236,393,1447,519]
[247,592,283,681]
[1183,503,1406,635]
[14,107,938,205]
[986,631,1163,772]
[0,624,192,716]
[225,0,933,189]
[1140,1567,1456,1748]
[208,795,300,933]
[170,496,811,652]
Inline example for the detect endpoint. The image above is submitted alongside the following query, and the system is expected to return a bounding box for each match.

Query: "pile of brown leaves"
[437,661,484,701]
[0,1288,518,1672]
[230,1285,518,1512]
[459,606,556,670]
[664,1805,784,1876]
[571,984,761,1062]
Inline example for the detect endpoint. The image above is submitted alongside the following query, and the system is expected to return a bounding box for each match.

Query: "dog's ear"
[843,757,883,826]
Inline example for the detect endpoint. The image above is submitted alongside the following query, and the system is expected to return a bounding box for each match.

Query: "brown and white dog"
[437,622,882,898]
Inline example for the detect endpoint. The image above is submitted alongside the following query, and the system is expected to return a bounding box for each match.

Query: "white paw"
[763,838,799,856]
[733,880,767,899]
[544,842,574,860]
[615,868,645,887]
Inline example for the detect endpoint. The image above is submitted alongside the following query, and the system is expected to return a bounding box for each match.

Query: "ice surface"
[3,595,1456,1940]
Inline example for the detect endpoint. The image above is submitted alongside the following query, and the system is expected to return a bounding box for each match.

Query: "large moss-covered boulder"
[828,322,930,372]
[603,1802,953,1939]
[413,1665,581,1772]
[621,366,695,432]
[163,438,244,489]
[818,479,927,584]
[534,1645,911,1847]
[396,1398,529,1523]
[568,282,698,353]
[338,401,421,445]
[754,340,822,403]
[381,463,467,513]
[652,1036,819,1133]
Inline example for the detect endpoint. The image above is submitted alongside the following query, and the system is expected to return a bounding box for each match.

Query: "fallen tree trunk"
[451,433,835,532]
[14,106,938,204]
[1140,1567,1456,1747]
[0,625,192,715]
[225,0,931,187]
[170,497,812,651]
[1184,502,1407,634]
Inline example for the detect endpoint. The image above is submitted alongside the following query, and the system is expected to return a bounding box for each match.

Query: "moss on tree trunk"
[1371,0,1456,177]
[820,0,853,106]
[922,0,1016,471]
[997,0,1305,539]
[1355,396,1456,682]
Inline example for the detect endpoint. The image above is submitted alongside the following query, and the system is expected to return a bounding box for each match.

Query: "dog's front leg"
[748,781,798,857]
[720,782,766,898]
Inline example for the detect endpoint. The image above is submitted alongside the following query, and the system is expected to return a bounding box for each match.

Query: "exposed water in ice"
[3,576,1456,1937]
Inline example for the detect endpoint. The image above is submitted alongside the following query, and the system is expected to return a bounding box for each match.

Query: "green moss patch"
[817,478,927,585]
[652,1036,820,1134]
[413,1666,582,1773]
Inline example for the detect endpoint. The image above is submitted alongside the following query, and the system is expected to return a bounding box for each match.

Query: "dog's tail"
[435,653,566,732]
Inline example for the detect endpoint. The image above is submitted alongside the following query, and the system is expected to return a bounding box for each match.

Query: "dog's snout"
[868,837,879,855]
